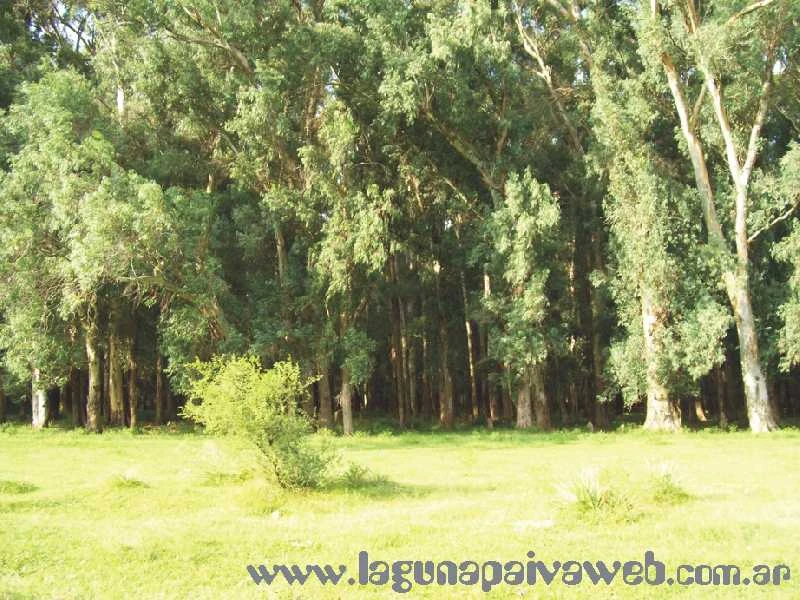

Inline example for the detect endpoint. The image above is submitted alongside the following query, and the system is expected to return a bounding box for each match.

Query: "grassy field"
[1,422,798,599]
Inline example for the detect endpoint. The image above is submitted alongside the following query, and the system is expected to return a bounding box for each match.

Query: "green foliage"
[340,328,376,386]
[774,223,800,369]
[182,355,335,489]
[486,170,561,375]
[1,0,799,436]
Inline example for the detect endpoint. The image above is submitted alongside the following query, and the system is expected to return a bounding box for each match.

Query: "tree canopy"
[1,0,799,434]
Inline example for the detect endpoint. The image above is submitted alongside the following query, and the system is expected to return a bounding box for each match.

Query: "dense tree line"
[0,0,798,434]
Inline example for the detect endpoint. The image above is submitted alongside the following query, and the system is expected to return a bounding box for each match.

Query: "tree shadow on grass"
[324,467,420,499]
[336,426,593,452]
[321,463,503,500]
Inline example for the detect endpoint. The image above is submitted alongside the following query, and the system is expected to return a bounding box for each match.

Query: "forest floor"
[0,422,798,599]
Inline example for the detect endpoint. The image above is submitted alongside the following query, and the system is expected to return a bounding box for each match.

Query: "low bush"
[182,355,336,489]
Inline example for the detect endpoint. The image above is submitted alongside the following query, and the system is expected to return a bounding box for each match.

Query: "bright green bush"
[182,355,336,489]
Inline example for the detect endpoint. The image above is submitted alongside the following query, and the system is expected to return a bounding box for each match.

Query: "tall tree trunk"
[725,350,742,423]
[21,388,28,419]
[406,300,418,422]
[716,364,728,427]
[434,258,454,428]
[275,225,289,285]
[398,294,411,426]
[483,270,500,425]
[31,368,48,429]
[391,334,404,426]
[438,323,454,428]
[421,330,433,421]
[501,371,514,422]
[568,381,578,426]
[725,271,778,432]
[694,398,707,423]
[317,357,333,428]
[487,376,500,427]
[482,329,498,427]
[590,229,610,429]
[102,347,110,420]
[275,225,291,329]
[165,386,176,423]
[461,272,479,422]
[85,324,103,432]
[531,362,551,430]
[59,380,69,418]
[108,330,125,427]
[70,367,82,426]
[642,292,680,431]
[0,369,6,423]
[301,362,315,419]
[155,351,165,425]
[516,367,533,429]
[128,343,139,429]
[388,269,405,427]
[339,366,353,436]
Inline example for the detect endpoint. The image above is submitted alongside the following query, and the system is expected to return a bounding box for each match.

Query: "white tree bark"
[31,368,48,430]
[339,367,353,436]
[653,0,778,432]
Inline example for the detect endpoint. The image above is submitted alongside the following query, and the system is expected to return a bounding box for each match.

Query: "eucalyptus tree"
[511,0,614,428]
[592,54,730,430]
[0,67,201,430]
[0,70,106,429]
[639,0,800,432]
[372,1,569,428]
[771,146,800,369]
[485,171,561,429]
[303,99,389,435]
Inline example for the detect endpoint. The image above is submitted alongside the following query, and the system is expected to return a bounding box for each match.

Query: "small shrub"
[183,355,336,490]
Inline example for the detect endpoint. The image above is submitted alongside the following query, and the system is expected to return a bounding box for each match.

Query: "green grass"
[1,423,798,598]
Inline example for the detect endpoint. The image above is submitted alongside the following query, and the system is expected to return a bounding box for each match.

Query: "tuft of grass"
[108,474,149,489]
[0,479,38,494]
[651,463,691,505]
[337,462,387,489]
[557,467,636,523]
[201,468,254,487]
[322,462,418,499]
[233,480,288,516]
